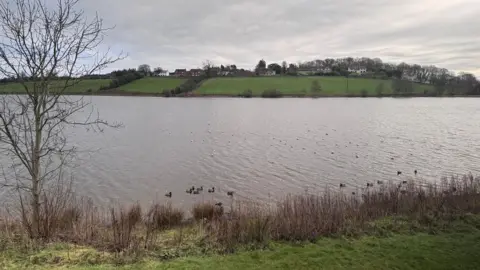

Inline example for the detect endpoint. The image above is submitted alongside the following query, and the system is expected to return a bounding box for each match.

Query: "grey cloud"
[79,0,480,75]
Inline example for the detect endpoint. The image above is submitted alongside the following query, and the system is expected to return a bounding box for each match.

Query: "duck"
[196,186,204,192]
[414,169,418,175]
[402,180,408,184]
[339,183,346,188]
[227,191,234,196]
[193,190,200,195]
[215,202,223,207]
[208,187,215,193]
[165,192,172,198]
[397,171,402,176]
[377,180,383,185]
[367,183,374,187]
[351,192,356,195]
[186,189,193,194]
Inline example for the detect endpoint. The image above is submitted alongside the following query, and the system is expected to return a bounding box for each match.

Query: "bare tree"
[137,64,151,76]
[153,67,165,76]
[0,0,122,238]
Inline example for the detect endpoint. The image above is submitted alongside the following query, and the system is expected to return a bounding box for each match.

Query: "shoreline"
[1,90,479,98]
[2,175,480,269]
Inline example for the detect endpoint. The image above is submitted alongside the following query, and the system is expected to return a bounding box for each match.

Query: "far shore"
[1,90,478,98]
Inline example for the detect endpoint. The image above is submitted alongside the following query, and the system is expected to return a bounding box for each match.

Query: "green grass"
[196,76,433,96]
[5,231,479,269]
[3,215,480,270]
[0,79,111,94]
[118,77,187,93]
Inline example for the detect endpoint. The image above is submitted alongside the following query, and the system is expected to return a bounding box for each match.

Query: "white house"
[156,70,169,76]
[219,70,230,76]
[297,67,317,76]
[319,67,332,73]
[348,66,367,74]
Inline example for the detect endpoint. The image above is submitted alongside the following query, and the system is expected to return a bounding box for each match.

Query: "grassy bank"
[3,215,480,269]
[195,76,433,97]
[1,175,480,269]
[0,79,111,94]
[0,78,185,95]
[1,76,435,97]
[117,77,187,93]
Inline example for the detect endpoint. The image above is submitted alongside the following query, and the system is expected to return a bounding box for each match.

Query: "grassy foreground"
[2,175,480,269]
[2,215,480,269]
[196,76,433,96]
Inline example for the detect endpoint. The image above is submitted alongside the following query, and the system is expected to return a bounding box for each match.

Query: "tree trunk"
[31,109,42,238]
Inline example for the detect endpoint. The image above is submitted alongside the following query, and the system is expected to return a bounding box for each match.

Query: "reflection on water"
[2,97,480,209]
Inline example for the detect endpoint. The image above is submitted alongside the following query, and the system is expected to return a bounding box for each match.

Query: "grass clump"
[192,203,224,221]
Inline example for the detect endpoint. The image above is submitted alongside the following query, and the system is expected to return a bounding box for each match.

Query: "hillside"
[118,77,187,93]
[0,79,111,94]
[196,76,433,96]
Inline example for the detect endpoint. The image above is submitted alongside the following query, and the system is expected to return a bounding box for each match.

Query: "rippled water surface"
[3,97,480,208]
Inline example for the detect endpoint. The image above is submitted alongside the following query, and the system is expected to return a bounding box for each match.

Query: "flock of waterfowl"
[163,125,421,200]
[165,186,234,198]
[340,169,419,195]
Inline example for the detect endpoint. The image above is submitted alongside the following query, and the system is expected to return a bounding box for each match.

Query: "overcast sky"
[78,0,480,75]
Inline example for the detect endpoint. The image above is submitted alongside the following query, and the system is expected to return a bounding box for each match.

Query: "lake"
[3,97,480,209]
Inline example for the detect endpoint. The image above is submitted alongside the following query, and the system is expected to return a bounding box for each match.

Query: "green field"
[118,77,186,93]
[0,79,111,94]
[196,76,433,96]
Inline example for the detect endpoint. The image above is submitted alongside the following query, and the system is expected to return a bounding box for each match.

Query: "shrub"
[310,80,321,94]
[240,89,253,98]
[192,203,224,221]
[209,203,272,251]
[261,89,283,98]
[375,83,384,97]
[145,203,184,231]
[361,89,368,97]
[109,204,142,252]
[162,89,173,97]
[99,70,143,91]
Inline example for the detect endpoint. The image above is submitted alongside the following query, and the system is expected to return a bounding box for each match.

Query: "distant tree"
[310,80,321,94]
[287,63,298,75]
[153,67,164,76]
[138,64,151,76]
[230,64,237,71]
[325,58,335,67]
[375,83,384,96]
[220,65,225,71]
[267,63,282,75]
[392,69,403,79]
[281,61,288,74]
[202,60,215,77]
[256,59,267,72]
[433,83,446,96]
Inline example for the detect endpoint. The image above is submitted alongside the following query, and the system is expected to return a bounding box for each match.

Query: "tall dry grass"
[191,202,224,221]
[1,174,480,254]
